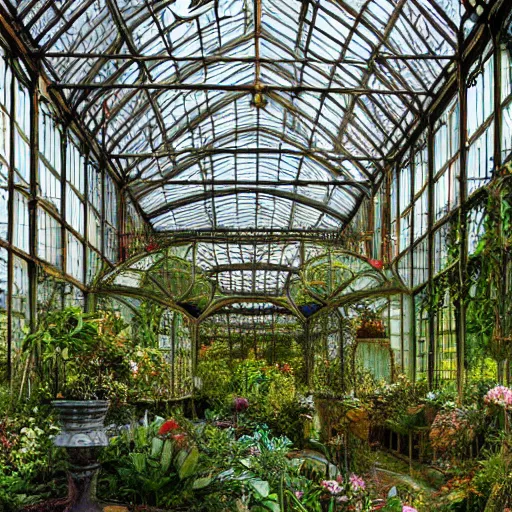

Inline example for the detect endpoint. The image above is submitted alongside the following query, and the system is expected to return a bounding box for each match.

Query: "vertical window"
[13,74,30,186]
[12,191,29,253]
[11,256,29,351]
[435,291,457,383]
[0,49,11,242]
[67,232,84,282]
[389,170,398,258]
[87,160,102,251]
[37,208,61,268]
[37,273,63,315]
[466,54,495,194]
[433,98,460,221]
[433,221,453,275]
[501,46,512,160]
[412,237,428,287]
[399,162,412,251]
[415,291,429,382]
[0,247,7,377]
[104,173,118,262]
[66,136,85,235]
[467,203,486,256]
[38,103,61,211]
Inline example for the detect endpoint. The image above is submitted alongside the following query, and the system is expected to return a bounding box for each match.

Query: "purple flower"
[234,397,249,412]
[321,480,343,495]
[294,491,304,499]
[349,473,366,491]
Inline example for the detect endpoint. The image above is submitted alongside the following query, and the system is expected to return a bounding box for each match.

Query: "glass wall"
[0,42,140,379]
[377,39,512,386]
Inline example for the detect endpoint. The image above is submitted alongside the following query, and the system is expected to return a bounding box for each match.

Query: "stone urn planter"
[52,400,110,512]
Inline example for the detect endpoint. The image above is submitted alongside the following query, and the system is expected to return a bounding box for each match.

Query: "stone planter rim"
[51,399,110,406]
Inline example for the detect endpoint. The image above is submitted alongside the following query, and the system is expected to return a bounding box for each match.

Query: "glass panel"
[67,231,84,282]
[412,236,428,287]
[413,189,428,240]
[0,158,8,240]
[86,248,103,284]
[0,247,7,377]
[400,210,411,250]
[37,272,64,316]
[37,208,61,267]
[87,209,101,250]
[66,185,84,235]
[435,291,456,383]
[12,191,29,253]
[413,139,428,195]
[63,283,84,307]
[38,103,61,211]
[433,221,454,275]
[467,203,486,256]
[11,255,30,352]
[467,122,494,195]
[467,56,494,138]
[415,290,429,382]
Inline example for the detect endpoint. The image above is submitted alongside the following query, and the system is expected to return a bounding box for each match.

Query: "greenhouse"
[1,0,512,510]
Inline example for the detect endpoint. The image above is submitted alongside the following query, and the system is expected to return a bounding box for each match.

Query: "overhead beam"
[49,83,431,95]
[35,51,456,64]
[206,263,299,273]
[130,179,371,191]
[111,148,389,162]
[146,187,349,223]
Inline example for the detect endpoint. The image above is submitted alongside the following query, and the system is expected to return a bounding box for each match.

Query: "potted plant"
[22,307,132,511]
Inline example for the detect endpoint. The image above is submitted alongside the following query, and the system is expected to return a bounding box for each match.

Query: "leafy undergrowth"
[367,451,442,511]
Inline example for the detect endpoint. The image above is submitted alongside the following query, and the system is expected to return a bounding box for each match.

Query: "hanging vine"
[467,168,512,374]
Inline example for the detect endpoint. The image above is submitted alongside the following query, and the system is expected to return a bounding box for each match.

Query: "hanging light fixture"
[251,82,267,109]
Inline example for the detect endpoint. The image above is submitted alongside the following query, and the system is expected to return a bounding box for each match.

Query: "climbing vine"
[466,168,512,377]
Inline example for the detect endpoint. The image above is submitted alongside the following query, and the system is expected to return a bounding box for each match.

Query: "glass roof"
[10,0,462,232]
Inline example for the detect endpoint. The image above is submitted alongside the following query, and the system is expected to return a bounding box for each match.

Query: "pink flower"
[349,473,366,491]
[484,385,512,409]
[294,491,304,499]
[402,506,418,512]
[321,480,343,495]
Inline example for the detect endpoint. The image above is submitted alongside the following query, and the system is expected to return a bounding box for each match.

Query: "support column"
[456,30,468,400]
[304,320,312,389]
[427,119,435,390]
[338,311,346,393]
[171,312,176,397]
[190,321,199,375]
[6,54,14,382]
[28,71,39,332]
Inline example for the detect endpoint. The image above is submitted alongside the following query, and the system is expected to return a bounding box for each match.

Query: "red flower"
[368,259,384,270]
[281,363,292,373]
[158,419,180,436]
[233,397,249,412]
[172,433,188,448]
[145,242,159,252]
